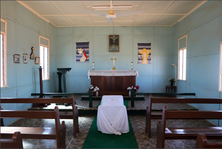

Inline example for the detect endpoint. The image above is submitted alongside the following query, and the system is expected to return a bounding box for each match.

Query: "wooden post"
[131,88,134,107]
[57,72,62,92]
[32,66,45,107]
[89,89,93,107]
[39,66,43,98]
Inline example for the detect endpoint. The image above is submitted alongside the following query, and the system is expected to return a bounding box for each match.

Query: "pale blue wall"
[2,0,222,126]
[173,1,222,126]
[55,26,174,93]
[0,1,56,125]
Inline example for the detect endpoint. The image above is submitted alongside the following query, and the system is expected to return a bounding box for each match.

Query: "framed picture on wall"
[35,57,40,64]
[23,53,28,64]
[109,35,119,52]
[14,54,20,63]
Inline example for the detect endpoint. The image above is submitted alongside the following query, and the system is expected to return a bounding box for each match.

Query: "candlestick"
[92,61,94,70]
[131,61,133,70]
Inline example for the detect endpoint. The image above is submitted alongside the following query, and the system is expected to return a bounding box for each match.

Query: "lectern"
[57,68,71,93]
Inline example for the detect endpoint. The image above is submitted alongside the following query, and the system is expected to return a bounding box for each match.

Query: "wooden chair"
[196,134,222,148]
[1,94,79,137]
[146,95,222,138]
[0,106,66,149]
[0,131,23,148]
[156,106,222,148]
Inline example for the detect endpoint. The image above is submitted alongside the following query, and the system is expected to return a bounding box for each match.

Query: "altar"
[88,70,138,96]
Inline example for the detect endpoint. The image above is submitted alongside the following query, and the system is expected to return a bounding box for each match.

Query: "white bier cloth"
[97,95,129,135]
[101,95,124,106]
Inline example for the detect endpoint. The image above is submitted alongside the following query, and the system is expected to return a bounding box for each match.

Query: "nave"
[7,95,217,149]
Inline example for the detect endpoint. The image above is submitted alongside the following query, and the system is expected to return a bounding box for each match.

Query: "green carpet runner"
[82,100,138,148]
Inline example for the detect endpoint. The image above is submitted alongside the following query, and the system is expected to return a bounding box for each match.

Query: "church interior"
[1,0,222,149]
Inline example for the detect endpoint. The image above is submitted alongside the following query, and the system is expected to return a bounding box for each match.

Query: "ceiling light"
[92,5,133,11]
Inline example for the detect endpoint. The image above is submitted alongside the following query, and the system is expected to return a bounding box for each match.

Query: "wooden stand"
[166,86,177,93]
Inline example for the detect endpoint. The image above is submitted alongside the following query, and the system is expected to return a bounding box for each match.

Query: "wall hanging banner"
[76,42,89,63]
[137,43,151,64]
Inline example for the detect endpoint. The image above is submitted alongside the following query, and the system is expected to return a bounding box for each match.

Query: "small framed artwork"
[14,54,20,63]
[109,35,119,52]
[35,57,40,64]
[23,53,28,64]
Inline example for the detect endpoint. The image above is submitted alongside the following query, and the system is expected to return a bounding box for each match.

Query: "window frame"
[39,35,50,81]
[178,35,187,81]
[1,19,8,88]
[219,42,222,91]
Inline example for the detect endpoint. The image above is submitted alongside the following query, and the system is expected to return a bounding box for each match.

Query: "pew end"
[0,106,66,149]
[196,134,222,148]
[0,131,23,149]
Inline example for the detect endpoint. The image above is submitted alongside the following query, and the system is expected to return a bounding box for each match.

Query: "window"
[178,35,187,80]
[39,36,50,80]
[219,42,222,91]
[1,19,7,87]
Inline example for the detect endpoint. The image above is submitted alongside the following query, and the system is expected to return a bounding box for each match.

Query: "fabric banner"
[76,42,89,63]
[138,43,151,64]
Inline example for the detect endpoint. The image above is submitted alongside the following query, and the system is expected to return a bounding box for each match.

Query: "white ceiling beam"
[50,1,76,27]
[42,13,186,17]
[152,0,175,26]
[171,0,207,26]
[131,0,143,26]
[16,0,57,27]
[82,0,97,26]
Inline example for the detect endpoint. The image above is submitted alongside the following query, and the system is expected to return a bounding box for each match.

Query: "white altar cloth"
[88,70,139,79]
[97,95,129,135]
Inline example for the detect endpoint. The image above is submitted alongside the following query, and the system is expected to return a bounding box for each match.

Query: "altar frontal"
[88,70,138,96]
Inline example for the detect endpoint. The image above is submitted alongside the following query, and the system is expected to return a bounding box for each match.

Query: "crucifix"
[110,55,117,70]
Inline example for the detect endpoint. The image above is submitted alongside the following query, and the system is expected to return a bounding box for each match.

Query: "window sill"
[43,78,50,81]
[177,79,187,81]
[1,85,9,88]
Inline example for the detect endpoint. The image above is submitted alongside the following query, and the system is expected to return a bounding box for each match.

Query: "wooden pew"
[0,131,23,148]
[156,106,222,148]
[0,107,66,149]
[146,95,222,138]
[31,91,93,107]
[196,134,222,148]
[130,89,196,107]
[1,95,79,137]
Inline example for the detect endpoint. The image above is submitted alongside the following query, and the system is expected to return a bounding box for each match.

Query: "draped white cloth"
[101,95,124,105]
[88,70,139,79]
[97,95,129,135]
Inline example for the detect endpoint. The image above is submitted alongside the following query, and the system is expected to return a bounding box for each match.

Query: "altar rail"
[129,89,196,107]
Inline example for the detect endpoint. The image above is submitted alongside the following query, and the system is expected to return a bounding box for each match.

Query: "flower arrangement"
[88,85,100,97]
[127,85,140,97]
[127,85,140,92]
[134,85,140,92]
[169,78,175,86]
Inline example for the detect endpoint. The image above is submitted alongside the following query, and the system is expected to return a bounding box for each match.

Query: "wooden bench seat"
[0,131,23,148]
[1,95,79,137]
[0,107,66,149]
[196,134,222,148]
[156,106,222,148]
[146,95,222,138]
